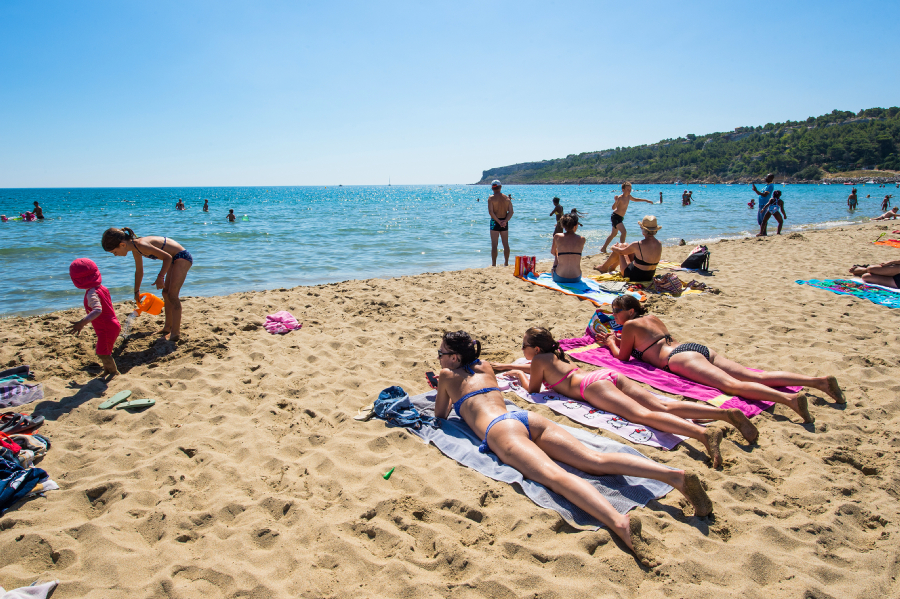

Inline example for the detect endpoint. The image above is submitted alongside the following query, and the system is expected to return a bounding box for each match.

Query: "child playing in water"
[101,227,193,342]
[226,209,236,222]
[68,258,120,376]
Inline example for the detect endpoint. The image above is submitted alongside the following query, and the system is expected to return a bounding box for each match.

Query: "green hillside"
[477,107,900,184]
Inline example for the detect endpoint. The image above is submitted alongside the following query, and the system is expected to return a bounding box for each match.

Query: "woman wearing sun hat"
[594,215,662,281]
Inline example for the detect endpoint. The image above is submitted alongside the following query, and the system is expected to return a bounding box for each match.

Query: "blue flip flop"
[99,390,131,410]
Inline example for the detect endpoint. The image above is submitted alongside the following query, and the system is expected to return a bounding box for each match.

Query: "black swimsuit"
[629,330,711,372]
[623,242,658,282]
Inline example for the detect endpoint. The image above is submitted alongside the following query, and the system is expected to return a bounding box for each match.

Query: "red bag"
[514,256,536,278]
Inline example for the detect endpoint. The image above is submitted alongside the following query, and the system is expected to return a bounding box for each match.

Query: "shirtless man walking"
[488,180,514,266]
[600,181,653,253]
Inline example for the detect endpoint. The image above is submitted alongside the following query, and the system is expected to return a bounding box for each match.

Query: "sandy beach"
[1,221,899,598]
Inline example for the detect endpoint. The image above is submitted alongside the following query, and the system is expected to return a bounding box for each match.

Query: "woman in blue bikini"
[434,330,714,567]
[102,227,193,342]
[598,295,845,423]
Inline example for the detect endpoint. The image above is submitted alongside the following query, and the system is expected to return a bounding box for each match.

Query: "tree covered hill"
[477,107,900,184]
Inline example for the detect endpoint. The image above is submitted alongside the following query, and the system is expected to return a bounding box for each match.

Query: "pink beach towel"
[558,335,798,417]
[264,311,302,335]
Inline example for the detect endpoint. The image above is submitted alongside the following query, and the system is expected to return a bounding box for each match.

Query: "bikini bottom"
[578,369,618,400]
[478,411,531,454]
[664,343,711,372]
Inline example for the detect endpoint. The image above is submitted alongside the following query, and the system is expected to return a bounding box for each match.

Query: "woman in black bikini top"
[593,215,661,282]
[551,210,587,283]
[595,295,846,425]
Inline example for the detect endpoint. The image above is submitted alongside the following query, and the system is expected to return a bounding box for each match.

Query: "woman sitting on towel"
[490,327,759,469]
[598,295,845,423]
[550,210,586,284]
[435,329,714,567]
[593,215,662,282]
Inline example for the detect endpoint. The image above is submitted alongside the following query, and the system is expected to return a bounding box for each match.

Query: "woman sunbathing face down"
[433,329,715,567]
[595,295,845,424]
[490,327,759,469]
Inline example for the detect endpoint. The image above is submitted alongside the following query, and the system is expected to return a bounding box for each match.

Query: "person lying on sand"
[490,327,758,469]
[434,329,713,567]
[849,260,900,289]
[597,295,845,423]
[872,207,899,220]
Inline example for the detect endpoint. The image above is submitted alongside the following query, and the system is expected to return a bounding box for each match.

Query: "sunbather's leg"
[617,375,758,445]
[706,349,843,403]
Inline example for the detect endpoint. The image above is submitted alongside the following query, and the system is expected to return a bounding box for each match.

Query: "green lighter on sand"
[383,467,395,480]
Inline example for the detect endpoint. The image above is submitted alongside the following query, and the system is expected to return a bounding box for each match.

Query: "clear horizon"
[2,0,898,188]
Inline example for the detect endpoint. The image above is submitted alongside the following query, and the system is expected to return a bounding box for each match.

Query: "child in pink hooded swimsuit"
[69,258,121,376]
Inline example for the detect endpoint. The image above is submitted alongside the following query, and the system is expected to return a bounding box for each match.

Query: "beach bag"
[653,273,684,295]
[680,245,710,271]
[373,386,438,430]
[514,256,536,278]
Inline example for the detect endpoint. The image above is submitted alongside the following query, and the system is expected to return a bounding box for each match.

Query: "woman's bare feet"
[822,375,845,404]
[680,471,713,517]
[701,427,724,469]
[785,393,814,423]
[593,264,609,273]
[725,408,759,444]
[627,514,659,568]
[849,266,868,276]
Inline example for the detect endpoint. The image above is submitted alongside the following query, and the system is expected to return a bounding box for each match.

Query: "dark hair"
[559,208,586,232]
[101,227,136,251]
[552,197,560,205]
[524,327,569,363]
[442,330,481,366]
[611,294,647,317]
[229,209,234,213]
[773,190,782,198]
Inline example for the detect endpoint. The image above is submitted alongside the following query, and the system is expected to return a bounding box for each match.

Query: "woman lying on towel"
[491,327,758,468]
[598,295,845,423]
[435,330,713,567]
[849,260,900,289]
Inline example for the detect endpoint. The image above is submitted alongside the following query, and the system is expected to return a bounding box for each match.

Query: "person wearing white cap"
[488,180,514,266]
[600,182,653,253]
[594,215,662,281]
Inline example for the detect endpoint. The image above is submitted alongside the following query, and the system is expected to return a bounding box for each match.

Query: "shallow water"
[0,183,888,316]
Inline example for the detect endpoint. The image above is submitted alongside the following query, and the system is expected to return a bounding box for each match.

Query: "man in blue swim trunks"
[488,180,514,266]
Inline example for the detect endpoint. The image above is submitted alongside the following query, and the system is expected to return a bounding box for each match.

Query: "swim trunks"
[490,219,508,232]
[611,212,624,227]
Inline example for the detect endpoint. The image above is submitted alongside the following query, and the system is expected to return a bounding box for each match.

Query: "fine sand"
[1,222,899,598]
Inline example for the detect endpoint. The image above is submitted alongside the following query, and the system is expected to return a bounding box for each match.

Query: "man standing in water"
[488,180,513,266]
[600,182,653,253]
[752,174,775,226]
[32,201,44,220]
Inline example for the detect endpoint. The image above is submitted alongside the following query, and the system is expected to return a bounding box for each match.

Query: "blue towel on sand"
[797,279,900,309]
[521,271,621,307]
[406,391,673,529]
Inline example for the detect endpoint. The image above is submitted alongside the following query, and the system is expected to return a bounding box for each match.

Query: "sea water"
[0,183,888,317]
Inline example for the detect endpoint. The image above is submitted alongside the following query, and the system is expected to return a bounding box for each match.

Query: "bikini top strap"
[462,359,480,375]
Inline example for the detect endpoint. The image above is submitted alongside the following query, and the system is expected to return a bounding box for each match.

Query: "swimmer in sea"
[847,188,858,210]
[600,182,653,253]
[176,199,186,210]
[550,197,564,235]
[203,199,209,212]
[227,209,236,222]
[33,202,44,220]
[880,195,893,211]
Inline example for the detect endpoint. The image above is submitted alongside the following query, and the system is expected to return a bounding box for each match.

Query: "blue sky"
[2,0,898,187]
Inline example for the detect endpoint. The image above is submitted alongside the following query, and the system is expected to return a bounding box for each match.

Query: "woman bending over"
[491,327,759,469]
[435,330,714,566]
[598,295,844,423]
[102,227,193,342]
